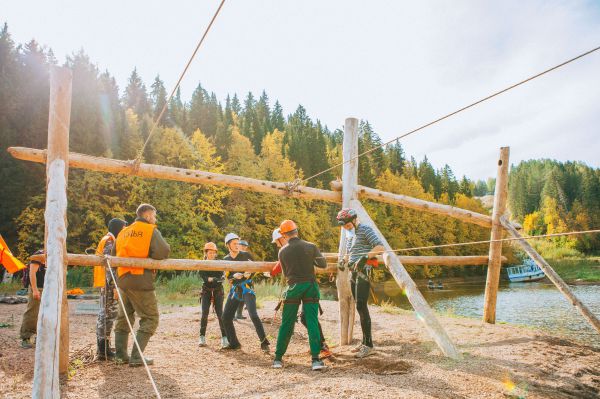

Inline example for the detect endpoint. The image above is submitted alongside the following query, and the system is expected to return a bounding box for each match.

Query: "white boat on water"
[506,259,546,282]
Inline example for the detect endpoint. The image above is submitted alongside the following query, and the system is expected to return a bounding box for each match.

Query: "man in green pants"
[272,220,327,371]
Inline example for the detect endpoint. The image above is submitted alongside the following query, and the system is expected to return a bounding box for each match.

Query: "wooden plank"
[331,181,493,228]
[483,147,510,324]
[352,200,461,359]
[337,117,359,346]
[7,147,341,203]
[33,66,72,399]
[501,218,600,335]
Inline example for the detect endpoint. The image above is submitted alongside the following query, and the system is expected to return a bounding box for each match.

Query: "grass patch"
[377,299,404,315]
[0,281,23,295]
[545,257,600,282]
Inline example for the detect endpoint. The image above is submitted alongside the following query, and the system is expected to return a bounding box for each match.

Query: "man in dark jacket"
[272,220,327,371]
[112,203,170,367]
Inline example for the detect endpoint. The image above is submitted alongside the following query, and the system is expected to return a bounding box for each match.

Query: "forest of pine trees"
[2,24,596,283]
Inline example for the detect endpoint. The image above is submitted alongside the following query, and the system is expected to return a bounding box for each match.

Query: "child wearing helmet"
[198,242,228,349]
[221,233,269,352]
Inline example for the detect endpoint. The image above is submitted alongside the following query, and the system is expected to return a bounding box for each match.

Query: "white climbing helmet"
[272,228,283,243]
[224,232,240,245]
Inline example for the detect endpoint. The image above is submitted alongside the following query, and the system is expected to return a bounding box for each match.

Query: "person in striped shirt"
[336,208,385,358]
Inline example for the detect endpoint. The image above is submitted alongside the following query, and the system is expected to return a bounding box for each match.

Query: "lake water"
[371,279,600,347]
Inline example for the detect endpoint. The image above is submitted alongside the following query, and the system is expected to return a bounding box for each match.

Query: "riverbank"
[1,299,599,398]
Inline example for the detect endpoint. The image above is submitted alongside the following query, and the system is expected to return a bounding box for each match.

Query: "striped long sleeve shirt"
[347,224,383,264]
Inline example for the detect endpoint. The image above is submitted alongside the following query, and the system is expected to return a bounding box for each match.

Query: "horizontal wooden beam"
[321,253,505,265]
[30,253,338,274]
[331,180,492,228]
[8,147,341,203]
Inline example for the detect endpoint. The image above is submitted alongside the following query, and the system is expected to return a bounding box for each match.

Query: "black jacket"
[278,237,326,285]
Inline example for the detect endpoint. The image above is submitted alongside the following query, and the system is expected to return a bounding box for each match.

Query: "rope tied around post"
[283,178,302,196]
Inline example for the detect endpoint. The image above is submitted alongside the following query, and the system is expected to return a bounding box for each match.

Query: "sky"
[3,0,600,180]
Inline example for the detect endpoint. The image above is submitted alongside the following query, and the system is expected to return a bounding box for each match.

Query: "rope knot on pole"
[284,178,302,196]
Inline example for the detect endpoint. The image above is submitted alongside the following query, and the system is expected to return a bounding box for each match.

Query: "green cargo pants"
[114,289,159,336]
[20,288,42,340]
[275,281,321,361]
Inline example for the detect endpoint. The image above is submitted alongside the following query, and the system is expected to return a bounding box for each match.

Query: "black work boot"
[129,332,154,367]
[114,332,129,365]
[96,338,116,361]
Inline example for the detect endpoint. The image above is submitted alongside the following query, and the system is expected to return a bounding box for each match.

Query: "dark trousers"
[351,277,373,347]
[200,285,226,337]
[20,289,41,340]
[223,292,266,346]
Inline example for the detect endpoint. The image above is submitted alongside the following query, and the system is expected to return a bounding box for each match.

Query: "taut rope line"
[302,45,600,184]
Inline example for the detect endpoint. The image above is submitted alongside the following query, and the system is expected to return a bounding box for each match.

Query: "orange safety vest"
[0,234,26,274]
[115,221,155,277]
[92,234,113,288]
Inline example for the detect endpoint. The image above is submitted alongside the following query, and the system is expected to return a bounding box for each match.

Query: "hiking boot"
[221,343,242,351]
[20,338,33,349]
[311,360,327,371]
[272,360,283,369]
[220,336,229,349]
[198,335,207,347]
[96,338,116,361]
[129,332,154,367]
[114,332,129,364]
[351,343,364,353]
[319,345,332,359]
[355,345,376,358]
[260,338,270,353]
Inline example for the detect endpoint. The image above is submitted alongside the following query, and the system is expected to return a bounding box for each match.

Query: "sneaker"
[260,339,270,353]
[198,336,207,347]
[235,315,247,320]
[20,339,33,349]
[355,345,376,358]
[319,345,332,359]
[220,336,229,349]
[272,360,283,369]
[351,343,364,353]
[311,360,327,371]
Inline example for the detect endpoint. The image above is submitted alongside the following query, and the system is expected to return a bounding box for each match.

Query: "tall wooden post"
[352,200,461,359]
[33,66,72,398]
[336,117,359,345]
[483,147,510,324]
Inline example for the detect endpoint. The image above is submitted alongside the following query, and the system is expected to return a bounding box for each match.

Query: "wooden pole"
[33,66,72,398]
[483,147,510,324]
[337,117,359,345]
[330,181,493,228]
[7,147,341,203]
[501,218,600,335]
[30,253,504,270]
[352,200,461,358]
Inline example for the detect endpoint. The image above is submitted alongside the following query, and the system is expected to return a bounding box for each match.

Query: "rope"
[302,45,600,184]
[135,0,227,163]
[104,257,162,399]
[331,228,600,260]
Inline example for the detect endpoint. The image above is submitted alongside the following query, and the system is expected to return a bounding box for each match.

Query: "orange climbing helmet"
[203,242,218,252]
[279,220,298,234]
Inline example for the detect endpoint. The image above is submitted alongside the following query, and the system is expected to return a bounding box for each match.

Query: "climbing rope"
[135,0,227,164]
[328,228,600,260]
[301,45,600,185]
[104,257,162,399]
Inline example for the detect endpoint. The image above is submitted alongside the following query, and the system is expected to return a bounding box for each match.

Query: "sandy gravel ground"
[1,299,599,398]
